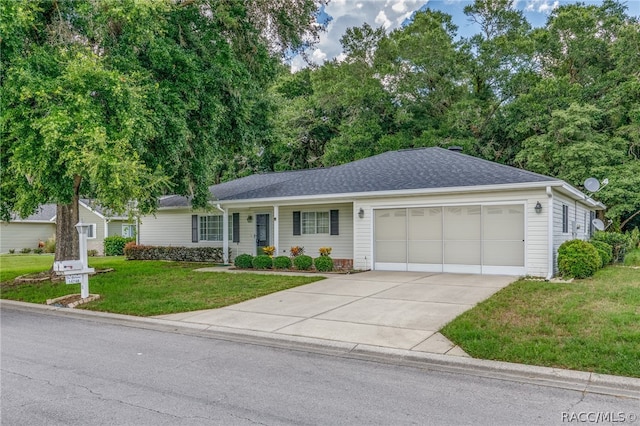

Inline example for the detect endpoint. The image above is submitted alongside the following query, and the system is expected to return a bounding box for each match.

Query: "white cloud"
[392,0,407,13]
[524,0,560,13]
[375,10,392,28]
[311,48,328,62]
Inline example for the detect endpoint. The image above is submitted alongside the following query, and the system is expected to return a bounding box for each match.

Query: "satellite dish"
[592,219,605,231]
[584,177,600,192]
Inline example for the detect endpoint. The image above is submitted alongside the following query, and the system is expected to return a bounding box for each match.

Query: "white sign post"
[53,221,95,299]
[75,221,92,299]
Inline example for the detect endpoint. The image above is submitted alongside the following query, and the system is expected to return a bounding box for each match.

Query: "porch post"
[222,208,229,264]
[273,205,279,256]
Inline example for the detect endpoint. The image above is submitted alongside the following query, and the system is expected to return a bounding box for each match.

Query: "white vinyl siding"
[0,222,56,253]
[552,192,595,275]
[279,204,353,259]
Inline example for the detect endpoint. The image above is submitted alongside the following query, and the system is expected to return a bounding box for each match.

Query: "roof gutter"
[546,186,554,280]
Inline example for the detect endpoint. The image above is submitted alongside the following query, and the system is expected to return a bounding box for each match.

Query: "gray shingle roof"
[159,147,559,207]
[11,204,57,222]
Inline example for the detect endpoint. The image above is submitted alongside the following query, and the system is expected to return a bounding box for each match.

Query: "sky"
[289,0,640,71]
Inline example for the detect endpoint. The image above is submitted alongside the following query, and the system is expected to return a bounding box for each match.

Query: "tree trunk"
[54,175,82,261]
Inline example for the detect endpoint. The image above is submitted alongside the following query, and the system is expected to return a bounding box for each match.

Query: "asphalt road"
[2,306,638,426]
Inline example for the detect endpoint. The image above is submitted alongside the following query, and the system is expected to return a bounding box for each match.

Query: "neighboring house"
[0,204,56,253]
[138,147,604,278]
[0,200,137,255]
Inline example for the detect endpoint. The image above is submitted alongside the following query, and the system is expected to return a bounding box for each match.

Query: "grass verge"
[1,255,322,316]
[441,266,640,378]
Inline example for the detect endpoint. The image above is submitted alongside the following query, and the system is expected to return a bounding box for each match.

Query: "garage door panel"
[483,241,525,266]
[408,241,443,264]
[375,209,406,240]
[484,205,524,240]
[408,208,442,240]
[444,206,481,240]
[374,204,525,275]
[444,241,481,265]
[375,241,407,263]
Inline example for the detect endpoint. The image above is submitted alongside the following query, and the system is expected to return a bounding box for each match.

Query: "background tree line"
[226,0,639,231]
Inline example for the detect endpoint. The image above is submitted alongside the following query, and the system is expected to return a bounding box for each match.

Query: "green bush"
[252,255,273,270]
[624,249,640,266]
[273,256,292,269]
[293,255,313,270]
[592,231,630,263]
[589,240,612,267]
[20,248,31,254]
[234,253,254,269]
[104,235,136,256]
[124,245,229,262]
[44,237,56,253]
[33,248,44,254]
[87,249,99,257]
[557,240,600,279]
[314,256,333,272]
[628,227,640,251]
[8,249,15,254]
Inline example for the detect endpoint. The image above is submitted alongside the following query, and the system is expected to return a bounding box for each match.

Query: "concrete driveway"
[156,271,515,356]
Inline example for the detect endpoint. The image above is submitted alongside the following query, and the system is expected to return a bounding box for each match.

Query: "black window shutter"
[330,210,339,235]
[293,211,301,235]
[192,215,198,242]
[232,213,240,243]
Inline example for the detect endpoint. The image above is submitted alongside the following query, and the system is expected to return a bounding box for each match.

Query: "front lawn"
[0,255,322,316]
[441,266,640,378]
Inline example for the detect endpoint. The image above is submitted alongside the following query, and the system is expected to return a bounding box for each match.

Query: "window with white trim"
[122,224,136,238]
[562,205,569,233]
[199,216,223,241]
[87,224,97,239]
[302,212,329,234]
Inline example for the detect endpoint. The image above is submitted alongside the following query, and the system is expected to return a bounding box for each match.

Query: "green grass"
[1,255,322,316]
[441,266,640,378]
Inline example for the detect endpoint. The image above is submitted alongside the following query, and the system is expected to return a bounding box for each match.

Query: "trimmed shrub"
[589,240,613,267]
[252,255,273,270]
[104,235,136,256]
[293,255,313,270]
[33,248,44,254]
[273,256,292,270]
[124,245,228,262]
[314,256,333,272]
[234,253,254,269]
[20,248,31,254]
[557,240,600,279]
[592,231,630,263]
[8,249,15,254]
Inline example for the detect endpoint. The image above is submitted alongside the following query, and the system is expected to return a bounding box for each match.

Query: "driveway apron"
[155,271,515,356]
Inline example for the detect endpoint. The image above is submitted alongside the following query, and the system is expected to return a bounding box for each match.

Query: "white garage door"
[374,205,525,275]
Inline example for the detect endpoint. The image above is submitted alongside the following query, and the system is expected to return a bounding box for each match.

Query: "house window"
[86,224,97,239]
[199,216,223,241]
[122,224,136,238]
[562,205,569,233]
[302,212,329,234]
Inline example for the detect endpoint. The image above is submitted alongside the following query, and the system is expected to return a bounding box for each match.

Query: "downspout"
[546,186,554,280]
[215,204,229,264]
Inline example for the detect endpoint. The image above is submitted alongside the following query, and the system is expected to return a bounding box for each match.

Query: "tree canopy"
[1,0,323,258]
